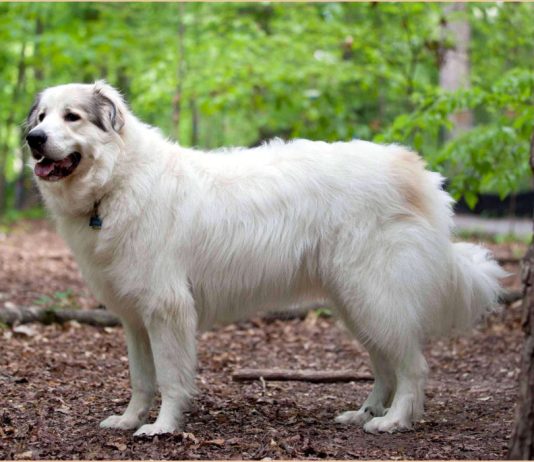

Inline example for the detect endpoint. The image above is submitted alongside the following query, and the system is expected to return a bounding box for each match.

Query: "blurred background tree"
[0,2,533,215]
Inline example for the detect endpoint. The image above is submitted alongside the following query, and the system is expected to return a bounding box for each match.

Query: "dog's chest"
[57,217,120,303]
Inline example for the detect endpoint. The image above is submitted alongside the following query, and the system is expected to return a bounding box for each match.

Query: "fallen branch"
[0,305,120,327]
[232,368,373,383]
[0,290,523,329]
[497,256,522,265]
[501,290,523,305]
[263,301,330,321]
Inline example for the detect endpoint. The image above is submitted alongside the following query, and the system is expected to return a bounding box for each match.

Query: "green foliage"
[0,206,45,225]
[34,288,79,311]
[492,233,532,246]
[0,3,532,215]
[314,307,333,318]
[454,229,532,245]
[0,206,46,234]
[377,67,534,203]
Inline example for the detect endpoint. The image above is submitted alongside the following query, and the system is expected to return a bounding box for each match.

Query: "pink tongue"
[34,156,74,178]
[34,159,55,177]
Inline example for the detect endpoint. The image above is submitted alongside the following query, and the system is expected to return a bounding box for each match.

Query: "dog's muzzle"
[33,152,82,182]
[26,129,48,158]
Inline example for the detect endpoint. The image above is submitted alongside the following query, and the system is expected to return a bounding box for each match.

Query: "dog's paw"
[100,414,142,430]
[335,405,387,425]
[335,410,371,425]
[133,423,176,437]
[363,416,412,434]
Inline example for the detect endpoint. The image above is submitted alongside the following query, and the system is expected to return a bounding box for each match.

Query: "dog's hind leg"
[100,316,156,430]
[335,306,427,433]
[363,343,427,434]
[134,301,197,437]
[329,238,431,432]
[335,345,395,425]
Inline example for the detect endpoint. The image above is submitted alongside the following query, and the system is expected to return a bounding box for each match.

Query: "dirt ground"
[0,220,528,460]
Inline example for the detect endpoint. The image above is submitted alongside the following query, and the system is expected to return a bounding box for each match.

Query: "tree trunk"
[15,15,45,211]
[190,97,199,146]
[171,2,186,141]
[508,132,534,459]
[33,16,45,82]
[117,65,130,99]
[0,40,28,212]
[439,3,473,139]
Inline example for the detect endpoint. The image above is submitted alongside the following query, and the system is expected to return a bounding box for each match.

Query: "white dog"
[26,81,505,436]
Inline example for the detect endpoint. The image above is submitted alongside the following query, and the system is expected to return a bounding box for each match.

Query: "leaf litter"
[0,220,526,459]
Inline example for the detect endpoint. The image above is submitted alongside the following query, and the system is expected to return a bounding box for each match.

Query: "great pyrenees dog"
[25,81,505,436]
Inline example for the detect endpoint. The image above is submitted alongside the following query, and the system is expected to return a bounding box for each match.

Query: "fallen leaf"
[181,432,199,444]
[105,440,127,451]
[12,325,38,337]
[205,438,225,446]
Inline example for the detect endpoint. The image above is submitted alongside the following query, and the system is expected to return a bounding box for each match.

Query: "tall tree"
[0,40,27,212]
[15,15,44,210]
[439,3,473,139]
[171,2,186,141]
[508,134,534,459]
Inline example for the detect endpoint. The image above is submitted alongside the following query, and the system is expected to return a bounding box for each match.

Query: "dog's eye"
[38,113,45,122]
[65,112,81,122]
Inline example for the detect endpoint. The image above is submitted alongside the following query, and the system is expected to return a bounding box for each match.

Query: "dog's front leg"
[134,304,197,437]
[100,316,157,430]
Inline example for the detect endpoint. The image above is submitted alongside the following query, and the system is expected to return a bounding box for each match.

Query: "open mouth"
[34,152,82,181]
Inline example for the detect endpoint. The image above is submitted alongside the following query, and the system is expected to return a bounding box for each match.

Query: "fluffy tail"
[436,242,508,336]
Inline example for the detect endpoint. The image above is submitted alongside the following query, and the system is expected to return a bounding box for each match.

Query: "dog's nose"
[26,130,48,150]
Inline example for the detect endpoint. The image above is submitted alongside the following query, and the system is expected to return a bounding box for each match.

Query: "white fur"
[29,82,507,436]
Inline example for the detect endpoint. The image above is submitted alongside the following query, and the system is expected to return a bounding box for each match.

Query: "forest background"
[0,2,533,216]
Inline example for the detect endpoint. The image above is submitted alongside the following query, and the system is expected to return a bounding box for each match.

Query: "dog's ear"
[92,80,126,133]
[24,92,42,137]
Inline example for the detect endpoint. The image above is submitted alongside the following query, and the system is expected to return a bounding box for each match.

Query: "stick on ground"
[232,368,373,383]
[0,305,121,327]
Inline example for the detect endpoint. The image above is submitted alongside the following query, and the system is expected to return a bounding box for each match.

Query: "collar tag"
[89,201,102,230]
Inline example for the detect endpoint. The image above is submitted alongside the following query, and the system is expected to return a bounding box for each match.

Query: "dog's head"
[26,81,126,182]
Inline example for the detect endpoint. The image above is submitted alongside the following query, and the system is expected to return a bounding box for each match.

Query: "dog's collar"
[89,200,103,230]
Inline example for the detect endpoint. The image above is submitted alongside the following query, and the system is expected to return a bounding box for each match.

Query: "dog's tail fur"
[433,242,508,336]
